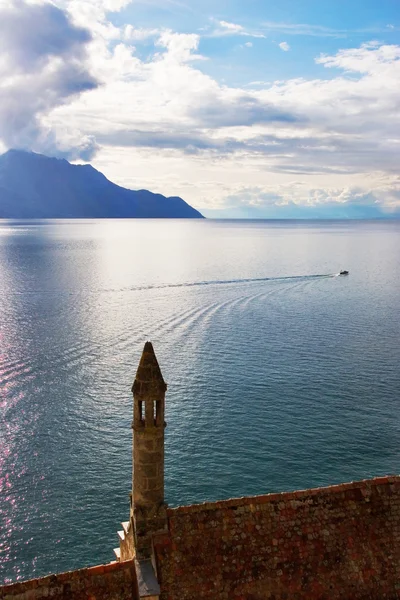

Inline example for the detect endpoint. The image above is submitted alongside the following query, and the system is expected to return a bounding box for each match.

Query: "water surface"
[1,219,399,582]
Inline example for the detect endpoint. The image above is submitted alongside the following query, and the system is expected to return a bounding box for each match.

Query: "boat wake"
[126,273,338,292]
[5,273,339,296]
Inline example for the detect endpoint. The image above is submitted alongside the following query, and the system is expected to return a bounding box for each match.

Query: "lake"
[1,219,399,582]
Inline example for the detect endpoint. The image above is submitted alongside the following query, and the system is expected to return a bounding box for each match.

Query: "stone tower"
[115,342,167,566]
[131,341,167,560]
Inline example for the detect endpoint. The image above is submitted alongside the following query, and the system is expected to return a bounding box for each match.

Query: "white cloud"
[219,20,244,32]
[263,20,347,38]
[42,35,400,209]
[316,41,400,73]
[261,20,400,40]
[156,30,205,62]
[244,42,253,48]
[209,18,266,39]
[62,0,132,24]
[123,25,160,42]
[279,41,290,51]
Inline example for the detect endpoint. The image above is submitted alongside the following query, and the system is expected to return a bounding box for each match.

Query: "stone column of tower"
[131,341,167,560]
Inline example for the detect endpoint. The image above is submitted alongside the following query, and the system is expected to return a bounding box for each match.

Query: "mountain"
[0,150,204,219]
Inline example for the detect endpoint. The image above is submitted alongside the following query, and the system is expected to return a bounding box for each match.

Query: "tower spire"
[131,342,167,559]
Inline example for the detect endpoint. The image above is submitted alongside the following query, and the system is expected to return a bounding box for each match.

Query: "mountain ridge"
[0,150,204,219]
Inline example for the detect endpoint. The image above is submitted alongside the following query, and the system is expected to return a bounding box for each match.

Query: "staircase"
[114,520,134,562]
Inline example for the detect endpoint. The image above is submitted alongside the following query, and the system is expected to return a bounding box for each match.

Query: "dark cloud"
[270,164,359,175]
[96,129,218,151]
[188,93,303,127]
[95,127,365,167]
[0,1,92,71]
[0,0,99,159]
[96,129,302,154]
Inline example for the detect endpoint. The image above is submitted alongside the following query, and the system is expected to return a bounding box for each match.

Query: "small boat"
[339,270,349,275]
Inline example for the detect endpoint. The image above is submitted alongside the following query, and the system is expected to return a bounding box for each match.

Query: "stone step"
[113,547,121,561]
[121,521,130,535]
[117,530,125,542]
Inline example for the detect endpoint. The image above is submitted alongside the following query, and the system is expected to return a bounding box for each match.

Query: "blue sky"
[114,0,400,83]
[0,0,399,217]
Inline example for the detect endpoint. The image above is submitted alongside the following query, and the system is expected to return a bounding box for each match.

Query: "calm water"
[1,219,399,582]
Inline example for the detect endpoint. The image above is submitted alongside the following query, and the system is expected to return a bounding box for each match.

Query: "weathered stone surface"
[131,342,167,560]
[0,560,139,600]
[136,560,160,598]
[132,342,167,398]
[153,476,400,600]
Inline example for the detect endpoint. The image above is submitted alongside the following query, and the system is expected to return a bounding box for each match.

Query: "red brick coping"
[167,475,400,514]
[0,559,139,600]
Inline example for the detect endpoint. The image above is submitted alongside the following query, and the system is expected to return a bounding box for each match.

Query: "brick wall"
[153,476,400,600]
[0,560,139,600]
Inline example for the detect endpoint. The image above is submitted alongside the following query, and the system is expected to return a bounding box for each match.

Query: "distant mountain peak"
[4,148,59,160]
[0,150,204,219]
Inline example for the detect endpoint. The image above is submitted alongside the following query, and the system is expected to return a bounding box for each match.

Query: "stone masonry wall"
[0,560,139,600]
[153,476,400,600]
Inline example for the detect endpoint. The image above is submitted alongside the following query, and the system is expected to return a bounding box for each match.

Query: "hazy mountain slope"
[0,150,204,218]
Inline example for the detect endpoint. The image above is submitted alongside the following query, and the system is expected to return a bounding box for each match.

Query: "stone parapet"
[167,474,400,514]
[0,560,139,600]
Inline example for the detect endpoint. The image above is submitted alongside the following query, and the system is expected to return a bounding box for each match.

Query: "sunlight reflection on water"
[1,219,400,582]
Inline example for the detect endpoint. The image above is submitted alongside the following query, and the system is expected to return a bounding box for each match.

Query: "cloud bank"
[0,0,399,214]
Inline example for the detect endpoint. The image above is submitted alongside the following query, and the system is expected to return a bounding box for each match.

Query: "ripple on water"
[1,219,400,582]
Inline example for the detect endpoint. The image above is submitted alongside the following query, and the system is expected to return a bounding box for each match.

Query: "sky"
[0,0,399,217]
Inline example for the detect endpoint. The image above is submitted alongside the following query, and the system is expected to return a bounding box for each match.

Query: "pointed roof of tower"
[132,341,167,395]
